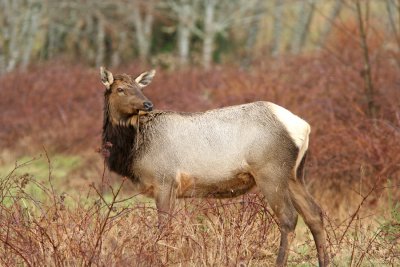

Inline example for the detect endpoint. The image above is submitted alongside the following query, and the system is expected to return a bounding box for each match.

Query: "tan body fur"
[100,68,329,267]
[134,102,295,199]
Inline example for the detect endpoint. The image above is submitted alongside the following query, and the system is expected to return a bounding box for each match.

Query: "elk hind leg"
[256,173,298,267]
[275,196,298,267]
[289,179,329,267]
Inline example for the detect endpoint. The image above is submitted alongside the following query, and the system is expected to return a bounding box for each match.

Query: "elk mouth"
[129,101,153,115]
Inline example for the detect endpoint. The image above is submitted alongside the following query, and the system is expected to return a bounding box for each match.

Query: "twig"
[355,228,382,267]
[338,179,380,246]
[0,237,32,267]
[86,178,125,266]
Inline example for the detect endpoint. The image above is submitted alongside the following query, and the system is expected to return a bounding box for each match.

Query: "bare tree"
[317,0,343,48]
[111,32,128,67]
[132,0,155,61]
[0,0,397,73]
[162,0,200,66]
[356,0,376,119]
[199,0,257,69]
[242,0,265,67]
[202,0,217,69]
[0,0,43,73]
[95,14,106,67]
[21,0,41,69]
[41,0,138,67]
[385,0,400,68]
[385,0,399,33]
[291,0,317,54]
[271,0,284,57]
[2,0,23,72]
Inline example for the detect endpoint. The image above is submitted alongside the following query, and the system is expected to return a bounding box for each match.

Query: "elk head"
[100,67,155,125]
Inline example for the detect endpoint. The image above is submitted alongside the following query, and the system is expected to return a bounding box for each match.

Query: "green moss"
[0,154,82,206]
[0,154,82,181]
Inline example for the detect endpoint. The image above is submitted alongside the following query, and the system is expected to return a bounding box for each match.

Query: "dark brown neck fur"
[102,93,138,180]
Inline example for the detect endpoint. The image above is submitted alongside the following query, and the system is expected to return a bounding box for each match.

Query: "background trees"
[1,0,399,73]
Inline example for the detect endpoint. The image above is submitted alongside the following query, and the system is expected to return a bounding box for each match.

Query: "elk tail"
[296,150,308,185]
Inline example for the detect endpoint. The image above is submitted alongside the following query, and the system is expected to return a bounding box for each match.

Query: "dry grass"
[0,156,398,266]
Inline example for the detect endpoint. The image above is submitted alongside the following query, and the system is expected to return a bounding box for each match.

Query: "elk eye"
[117,88,124,93]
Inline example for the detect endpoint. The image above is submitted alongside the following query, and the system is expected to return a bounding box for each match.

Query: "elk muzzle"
[143,101,153,111]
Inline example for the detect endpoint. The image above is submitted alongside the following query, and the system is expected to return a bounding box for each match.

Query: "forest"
[0,0,399,266]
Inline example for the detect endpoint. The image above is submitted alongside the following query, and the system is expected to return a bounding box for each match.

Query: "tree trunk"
[356,0,376,119]
[202,0,216,69]
[177,25,190,66]
[0,0,12,73]
[385,0,400,50]
[177,2,193,66]
[318,0,343,48]
[132,1,154,61]
[271,0,284,57]
[22,0,41,69]
[242,0,263,67]
[111,32,127,67]
[95,17,105,67]
[6,0,22,72]
[290,0,316,54]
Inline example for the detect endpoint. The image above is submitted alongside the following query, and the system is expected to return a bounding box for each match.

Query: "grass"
[0,156,398,266]
[0,154,82,206]
[0,154,82,182]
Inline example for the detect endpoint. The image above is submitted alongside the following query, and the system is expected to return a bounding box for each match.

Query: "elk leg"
[155,183,177,229]
[289,179,329,267]
[255,172,298,267]
[272,194,297,267]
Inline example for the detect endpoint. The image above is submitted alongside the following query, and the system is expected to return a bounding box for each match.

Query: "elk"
[100,67,329,267]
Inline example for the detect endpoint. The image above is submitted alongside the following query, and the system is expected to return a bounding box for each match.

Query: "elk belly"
[175,171,256,198]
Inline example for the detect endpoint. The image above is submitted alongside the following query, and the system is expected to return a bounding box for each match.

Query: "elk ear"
[134,69,156,89]
[100,67,114,89]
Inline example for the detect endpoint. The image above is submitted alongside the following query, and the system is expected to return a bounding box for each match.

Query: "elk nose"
[143,101,153,111]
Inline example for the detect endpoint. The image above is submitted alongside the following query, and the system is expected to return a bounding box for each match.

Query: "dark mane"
[102,92,138,180]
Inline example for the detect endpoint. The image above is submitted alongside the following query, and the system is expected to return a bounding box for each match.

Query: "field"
[1,45,400,266]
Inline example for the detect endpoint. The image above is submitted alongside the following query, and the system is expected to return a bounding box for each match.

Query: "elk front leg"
[155,183,177,229]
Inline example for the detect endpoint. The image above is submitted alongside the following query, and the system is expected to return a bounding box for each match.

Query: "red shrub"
[0,50,399,211]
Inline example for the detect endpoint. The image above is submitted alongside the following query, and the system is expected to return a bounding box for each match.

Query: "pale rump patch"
[267,103,311,173]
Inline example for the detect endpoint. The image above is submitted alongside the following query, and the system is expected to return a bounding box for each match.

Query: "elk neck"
[102,98,141,179]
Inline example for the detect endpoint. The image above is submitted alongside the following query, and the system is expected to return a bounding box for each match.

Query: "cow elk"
[100,67,329,267]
